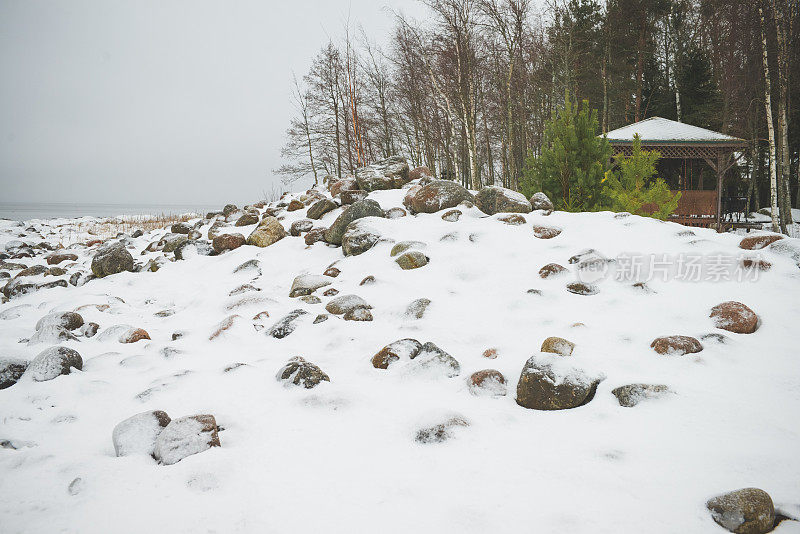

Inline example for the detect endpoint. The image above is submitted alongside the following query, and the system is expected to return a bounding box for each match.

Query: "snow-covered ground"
[1,185,799,533]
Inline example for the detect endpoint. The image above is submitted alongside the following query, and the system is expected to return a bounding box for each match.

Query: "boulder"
[415,416,469,444]
[540,336,575,357]
[325,294,371,315]
[222,204,239,217]
[409,180,474,214]
[290,219,314,237]
[530,192,554,212]
[650,335,703,355]
[330,177,359,197]
[35,311,84,332]
[207,221,227,241]
[159,233,188,253]
[14,264,48,278]
[408,166,434,182]
[4,280,37,299]
[468,369,507,396]
[403,184,422,212]
[324,199,385,245]
[47,252,78,265]
[247,217,286,247]
[340,190,369,205]
[395,251,429,270]
[212,233,246,253]
[304,228,328,245]
[516,354,601,410]
[406,342,460,378]
[286,199,305,212]
[289,274,332,298]
[98,325,151,343]
[342,218,383,256]
[235,212,260,226]
[344,307,373,321]
[91,242,133,278]
[566,282,598,296]
[28,325,79,344]
[112,410,171,456]
[539,263,567,278]
[354,155,410,191]
[22,346,83,382]
[170,222,192,234]
[474,185,532,215]
[390,241,426,257]
[706,488,775,534]
[307,198,338,220]
[276,356,330,388]
[739,234,783,250]
[153,414,220,466]
[266,309,307,339]
[371,338,422,369]
[0,358,28,389]
[359,275,376,286]
[710,301,758,334]
[612,384,671,407]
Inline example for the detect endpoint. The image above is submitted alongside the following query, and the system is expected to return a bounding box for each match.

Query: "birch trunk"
[759,6,781,233]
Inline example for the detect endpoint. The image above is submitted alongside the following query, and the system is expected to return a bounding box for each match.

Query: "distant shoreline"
[0,202,225,221]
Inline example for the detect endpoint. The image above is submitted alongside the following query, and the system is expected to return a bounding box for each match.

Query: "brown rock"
[340,190,368,205]
[539,263,567,279]
[740,258,771,271]
[540,336,575,356]
[739,234,784,250]
[324,266,341,277]
[287,199,305,211]
[710,301,759,334]
[650,335,703,355]
[441,209,461,222]
[496,214,526,225]
[468,369,507,396]
[371,338,422,369]
[566,282,599,296]
[322,288,339,297]
[330,177,358,197]
[304,227,327,245]
[482,348,498,359]
[123,328,151,343]
[706,488,775,534]
[209,315,240,340]
[408,166,434,182]
[532,225,562,239]
[385,207,407,219]
[47,252,78,265]
[212,233,246,253]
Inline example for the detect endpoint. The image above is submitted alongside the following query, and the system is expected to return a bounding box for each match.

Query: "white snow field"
[1,184,799,534]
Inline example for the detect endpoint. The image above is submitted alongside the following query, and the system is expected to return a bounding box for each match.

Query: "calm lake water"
[0,202,223,221]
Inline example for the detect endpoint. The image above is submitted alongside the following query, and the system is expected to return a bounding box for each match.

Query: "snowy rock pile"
[1,155,799,532]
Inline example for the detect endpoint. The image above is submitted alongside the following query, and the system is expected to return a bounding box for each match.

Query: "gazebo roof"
[605,117,745,146]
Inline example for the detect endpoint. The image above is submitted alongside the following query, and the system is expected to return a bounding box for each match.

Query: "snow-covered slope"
[1,185,799,533]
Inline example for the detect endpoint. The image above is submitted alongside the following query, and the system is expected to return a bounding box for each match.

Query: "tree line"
[278,0,798,227]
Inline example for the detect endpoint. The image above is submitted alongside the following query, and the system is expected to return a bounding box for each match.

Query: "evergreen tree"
[603,134,681,219]
[521,95,611,211]
[676,46,722,130]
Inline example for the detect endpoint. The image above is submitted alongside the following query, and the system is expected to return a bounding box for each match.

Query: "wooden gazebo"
[606,117,747,229]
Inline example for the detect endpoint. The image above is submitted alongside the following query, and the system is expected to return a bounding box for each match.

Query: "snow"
[1,184,799,533]
[605,116,744,143]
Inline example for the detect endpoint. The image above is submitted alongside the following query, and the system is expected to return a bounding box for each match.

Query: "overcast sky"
[0,0,425,205]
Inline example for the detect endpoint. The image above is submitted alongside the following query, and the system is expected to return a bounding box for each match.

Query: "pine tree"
[603,134,681,219]
[520,94,611,211]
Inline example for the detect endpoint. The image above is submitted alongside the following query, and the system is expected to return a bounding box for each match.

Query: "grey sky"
[0,0,424,205]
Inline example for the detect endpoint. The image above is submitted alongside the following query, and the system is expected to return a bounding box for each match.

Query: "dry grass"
[57,212,200,245]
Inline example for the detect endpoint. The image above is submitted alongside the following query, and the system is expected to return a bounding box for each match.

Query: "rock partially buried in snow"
[406,342,460,378]
[474,185,532,215]
[612,384,671,407]
[371,338,422,369]
[325,294,371,315]
[112,410,171,457]
[344,307,373,321]
[516,353,601,410]
[710,301,759,334]
[0,358,28,389]
[307,198,338,220]
[390,241,426,257]
[529,192,554,213]
[23,346,83,382]
[739,234,783,250]
[212,233,246,253]
[267,309,308,339]
[539,263,568,278]
[566,281,598,295]
[415,416,469,444]
[409,180,474,214]
[290,219,314,237]
[532,225,562,239]
[385,207,407,219]
[324,199,385,246]
[35,311,84,332]
[342,218,383,256]
[247,217,286,247]
[706,488,775,534]
[405,298,431,319]
[496,213,527,225]
[276,356,330,388]
[91,242,133,278]
[98,325,151,343]
[47,252,78,265]
[289,274,331,298]
[441,209,461,222]
[540,336,575,357]
[395,251,429,270]
[650,335,703,355]
[153,414,220,466]
[468,369,507,397]
[355,155,410,191]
